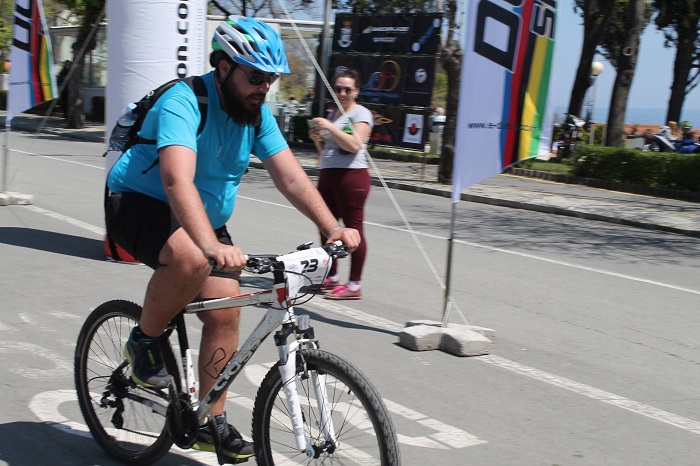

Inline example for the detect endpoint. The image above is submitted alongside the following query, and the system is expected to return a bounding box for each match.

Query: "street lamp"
[589,61,604,144]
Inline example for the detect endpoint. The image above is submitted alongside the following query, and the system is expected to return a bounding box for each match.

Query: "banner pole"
[1,122,9,193]
[441,201,457,327]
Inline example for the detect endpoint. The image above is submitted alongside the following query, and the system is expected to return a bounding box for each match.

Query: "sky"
[551,0,700,120]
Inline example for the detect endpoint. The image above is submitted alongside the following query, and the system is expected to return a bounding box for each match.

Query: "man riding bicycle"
[105,16,360,461]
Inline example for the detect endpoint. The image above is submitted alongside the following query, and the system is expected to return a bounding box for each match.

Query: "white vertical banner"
[105,0,207,163]
[6,0,57,123]
[451,0,557,201]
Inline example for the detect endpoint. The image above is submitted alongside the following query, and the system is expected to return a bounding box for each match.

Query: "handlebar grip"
[208,255,249,270]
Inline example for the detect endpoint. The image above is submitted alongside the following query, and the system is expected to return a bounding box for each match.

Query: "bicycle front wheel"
[252,349,401,465]
[74,300,174,465]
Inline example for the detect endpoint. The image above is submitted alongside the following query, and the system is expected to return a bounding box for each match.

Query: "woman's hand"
[311,117,333,134]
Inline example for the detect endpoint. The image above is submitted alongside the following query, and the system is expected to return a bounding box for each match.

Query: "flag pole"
[1,122,10,194]
[1,117,34,206]
[442,201,457,327]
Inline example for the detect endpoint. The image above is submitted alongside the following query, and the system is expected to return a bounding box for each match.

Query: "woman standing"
[309,69,373,300]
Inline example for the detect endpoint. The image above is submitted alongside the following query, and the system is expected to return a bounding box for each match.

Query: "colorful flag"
[452,0,556,201]
[6,0,58,123]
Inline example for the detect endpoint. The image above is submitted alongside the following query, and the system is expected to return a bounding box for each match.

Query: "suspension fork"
[277,337,313,453]
[275,320,338,455]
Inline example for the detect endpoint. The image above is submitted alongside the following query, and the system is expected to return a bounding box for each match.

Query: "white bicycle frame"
[177,246,339,456]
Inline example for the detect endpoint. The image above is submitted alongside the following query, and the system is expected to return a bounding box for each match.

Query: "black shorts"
[105,192,240,280]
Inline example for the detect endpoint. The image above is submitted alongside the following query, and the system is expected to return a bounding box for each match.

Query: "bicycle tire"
[252,348,401,465]
[74,299,175,465]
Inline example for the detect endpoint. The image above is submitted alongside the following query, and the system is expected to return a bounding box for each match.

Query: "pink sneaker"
[324,285,362,300]
[320,278,340,290]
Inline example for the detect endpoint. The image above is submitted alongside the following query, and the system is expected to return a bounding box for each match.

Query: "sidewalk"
[4,111,700,238]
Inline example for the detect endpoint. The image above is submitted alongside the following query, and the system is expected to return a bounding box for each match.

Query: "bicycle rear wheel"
[74,299,174,465]
[252,348,401,465]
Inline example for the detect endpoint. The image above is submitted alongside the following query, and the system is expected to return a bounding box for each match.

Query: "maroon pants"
[317,168,370,282]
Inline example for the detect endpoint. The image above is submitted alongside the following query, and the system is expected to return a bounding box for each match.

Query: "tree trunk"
[437,0,459,184]
[606,0,644,147]
[66,50,85,128]
[66,1,103,129]
[567,0,616,119]
[665,33,696,123]
[438,42,461,184]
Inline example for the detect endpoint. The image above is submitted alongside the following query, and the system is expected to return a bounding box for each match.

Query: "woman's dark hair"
[332,69,361,88]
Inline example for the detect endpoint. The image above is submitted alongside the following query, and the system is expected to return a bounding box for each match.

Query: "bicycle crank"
[166,389,199,449]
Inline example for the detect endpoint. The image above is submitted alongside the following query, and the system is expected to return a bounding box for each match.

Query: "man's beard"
[221,80,263,127]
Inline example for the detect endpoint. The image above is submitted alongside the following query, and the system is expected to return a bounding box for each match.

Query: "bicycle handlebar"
[208,242,349,275]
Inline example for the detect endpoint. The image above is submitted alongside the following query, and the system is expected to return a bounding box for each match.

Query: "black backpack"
[105,75,209,171]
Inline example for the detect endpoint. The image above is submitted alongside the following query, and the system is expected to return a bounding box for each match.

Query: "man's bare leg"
[139,228,211,337]
[197,275,241,416]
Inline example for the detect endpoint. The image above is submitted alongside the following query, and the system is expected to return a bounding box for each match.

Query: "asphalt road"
[1,132,699,465]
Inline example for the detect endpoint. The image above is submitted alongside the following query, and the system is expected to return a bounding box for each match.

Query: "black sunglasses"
[334,86,355,94]
[238,67,280,86]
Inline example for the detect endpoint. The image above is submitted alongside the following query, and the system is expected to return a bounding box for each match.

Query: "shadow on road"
[0,420,204,465]
[0,227,104,261]
[298,308,398,337]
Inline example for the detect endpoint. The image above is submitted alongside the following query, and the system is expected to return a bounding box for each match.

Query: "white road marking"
[310,300,700,438]
[49,311,81,319]
[18,312,34,324]
[29,390,219,465]
[0,341,72,379]
[480,354,700,435]
[24,205,104,236]
[13,149,105,170]
[0,321,17,332]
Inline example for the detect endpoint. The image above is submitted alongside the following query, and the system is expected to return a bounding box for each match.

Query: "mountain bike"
[74,242,400,465]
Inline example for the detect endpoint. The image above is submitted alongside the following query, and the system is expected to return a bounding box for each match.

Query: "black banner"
[328,14,442,150]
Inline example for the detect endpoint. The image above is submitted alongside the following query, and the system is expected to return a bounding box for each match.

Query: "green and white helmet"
[212,16,290,75]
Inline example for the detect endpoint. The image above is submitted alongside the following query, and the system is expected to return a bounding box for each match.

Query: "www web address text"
[467,122,540,131]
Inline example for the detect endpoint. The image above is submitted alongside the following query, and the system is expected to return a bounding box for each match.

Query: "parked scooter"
[554,114,586,158]
[641,125,700,153]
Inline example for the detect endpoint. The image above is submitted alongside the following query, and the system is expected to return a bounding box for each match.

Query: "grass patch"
[515,158,574,175]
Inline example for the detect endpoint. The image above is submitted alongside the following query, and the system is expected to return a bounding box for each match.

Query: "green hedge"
[572,145,700,192]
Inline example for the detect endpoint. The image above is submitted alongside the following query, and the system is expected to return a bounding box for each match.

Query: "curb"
[507,167,700,203]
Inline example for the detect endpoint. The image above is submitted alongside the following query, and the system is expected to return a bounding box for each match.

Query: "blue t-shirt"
[107,71,288,228]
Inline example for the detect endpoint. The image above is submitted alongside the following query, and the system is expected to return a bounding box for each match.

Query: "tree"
[59,0,104,128]
[209,0,317,18]
[280,39,310,100]
[568,0,617,119]
[437,0,459,184]
[335,0,438,13]
[652,0,700,124]
[598,0,648,147]
[0,2,12,73]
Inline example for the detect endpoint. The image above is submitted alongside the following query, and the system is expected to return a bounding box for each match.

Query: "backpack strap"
[138,76,209,174]
[136,76,208,147]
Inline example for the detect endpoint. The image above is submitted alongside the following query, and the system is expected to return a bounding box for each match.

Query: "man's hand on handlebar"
[327,227,360,252]
[205,244,247,272]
